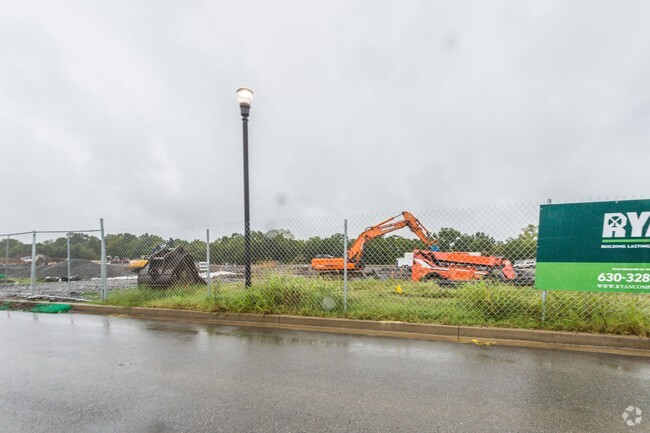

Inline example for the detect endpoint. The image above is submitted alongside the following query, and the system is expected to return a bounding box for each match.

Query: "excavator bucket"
[137,244,205,288]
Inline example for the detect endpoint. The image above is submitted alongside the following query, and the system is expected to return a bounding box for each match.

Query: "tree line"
[0,225,538,265]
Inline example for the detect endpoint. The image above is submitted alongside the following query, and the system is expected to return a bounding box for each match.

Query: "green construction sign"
[536,199,650,293]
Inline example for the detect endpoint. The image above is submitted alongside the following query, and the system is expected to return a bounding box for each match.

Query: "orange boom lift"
[410,250,516,283]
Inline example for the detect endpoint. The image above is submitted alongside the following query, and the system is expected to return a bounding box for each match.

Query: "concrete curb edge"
[61,303,650,357]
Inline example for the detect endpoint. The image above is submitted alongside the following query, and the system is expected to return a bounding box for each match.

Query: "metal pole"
[100,219,107,301]
[241,104,252,288]
[206,228,211,297]
[67,233,71,295]
[30,231,36,296]
[4,235,9,288]
[343,219,348,312]
[541,198,551,322]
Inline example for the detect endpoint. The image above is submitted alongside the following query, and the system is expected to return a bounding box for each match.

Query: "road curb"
[61,303,650,357]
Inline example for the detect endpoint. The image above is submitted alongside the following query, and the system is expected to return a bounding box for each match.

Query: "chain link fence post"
[343,219,348,313]
[4,234,8,288]
[100,219,107,301]
[541,198,552,323]
[30,231,36,297]
[206,228,211,297]
[66,232,71,296]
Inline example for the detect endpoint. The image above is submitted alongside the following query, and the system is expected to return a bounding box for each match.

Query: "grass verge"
[101,273,650,336]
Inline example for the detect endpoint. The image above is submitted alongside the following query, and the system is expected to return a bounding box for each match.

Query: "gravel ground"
[0,278,136,299]
[1,260,137,300]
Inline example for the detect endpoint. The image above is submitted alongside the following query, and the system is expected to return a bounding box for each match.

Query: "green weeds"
[101,273,650,336]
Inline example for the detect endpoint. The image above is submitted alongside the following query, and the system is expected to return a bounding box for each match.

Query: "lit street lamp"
[237,87,254,288]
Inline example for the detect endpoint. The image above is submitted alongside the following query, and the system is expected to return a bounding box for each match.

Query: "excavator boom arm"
[347,211,435,265]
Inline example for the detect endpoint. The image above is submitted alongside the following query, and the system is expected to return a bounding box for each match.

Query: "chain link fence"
[2,201,649,335]
[1,226,107,301]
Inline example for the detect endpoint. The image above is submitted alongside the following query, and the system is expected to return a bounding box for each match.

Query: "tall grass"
[102,273,650,336]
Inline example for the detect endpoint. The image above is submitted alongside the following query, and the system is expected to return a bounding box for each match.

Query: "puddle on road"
[143,322,200,335]
[204,325,352,349]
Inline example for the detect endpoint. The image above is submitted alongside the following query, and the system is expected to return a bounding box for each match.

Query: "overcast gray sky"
[1,0,649,234]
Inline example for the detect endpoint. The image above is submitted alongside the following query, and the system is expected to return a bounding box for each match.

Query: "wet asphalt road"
[0,312,648,433]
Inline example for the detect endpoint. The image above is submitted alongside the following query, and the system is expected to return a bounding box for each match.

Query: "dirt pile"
[10,259,133,280]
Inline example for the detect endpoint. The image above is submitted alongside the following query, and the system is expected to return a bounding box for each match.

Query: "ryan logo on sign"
[603,212,650,238]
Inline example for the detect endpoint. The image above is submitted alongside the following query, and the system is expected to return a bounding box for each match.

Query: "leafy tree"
[434,228,463,251]
[106,233,138,258]
[496,224,538,262]
[0,224,539,266]
[303,234,345,261]
[173,238,207,262]
[0,238,31,258]
[454,232,497,255]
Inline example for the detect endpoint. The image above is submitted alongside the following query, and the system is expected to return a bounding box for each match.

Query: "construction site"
[1,210,536,298]
[1,204,647,337]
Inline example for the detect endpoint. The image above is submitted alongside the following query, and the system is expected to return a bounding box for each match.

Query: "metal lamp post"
[237,87,254,288]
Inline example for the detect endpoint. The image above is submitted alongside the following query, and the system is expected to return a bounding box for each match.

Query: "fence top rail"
[1,231,33,237]
[1,229,101,237]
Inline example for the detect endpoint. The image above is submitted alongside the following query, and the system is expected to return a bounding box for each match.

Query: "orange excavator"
[311,211,435,274]
[311,211,518,284]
